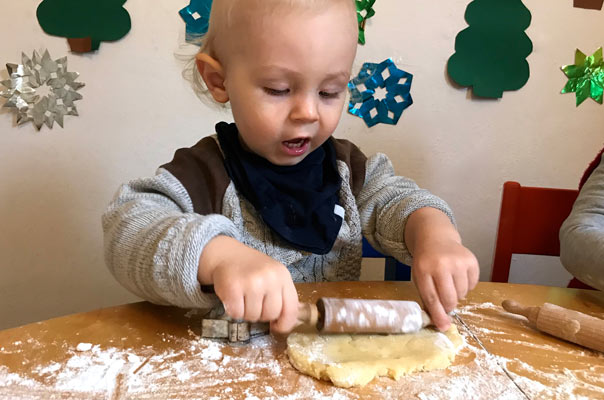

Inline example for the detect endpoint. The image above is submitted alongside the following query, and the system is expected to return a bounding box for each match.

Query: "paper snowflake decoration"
[348,58,413,128]
[1,50,84,130]
[179,0,213,44]
[561,47,604,106]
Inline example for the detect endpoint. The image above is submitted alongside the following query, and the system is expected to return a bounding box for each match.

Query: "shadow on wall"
[0,143,138,330]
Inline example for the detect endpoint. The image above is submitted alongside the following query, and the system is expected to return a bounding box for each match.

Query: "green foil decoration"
[356,0,376,45]
[561,47,604,106]
[447,0,533,98]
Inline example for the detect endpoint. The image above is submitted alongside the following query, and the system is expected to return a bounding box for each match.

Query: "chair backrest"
[491,181,579,282]
[362,238,411,281]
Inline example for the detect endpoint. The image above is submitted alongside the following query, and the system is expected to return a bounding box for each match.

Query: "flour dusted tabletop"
[1,282,603,399]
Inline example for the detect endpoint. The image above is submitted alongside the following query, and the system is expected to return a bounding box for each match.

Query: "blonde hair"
[182,0,357,106]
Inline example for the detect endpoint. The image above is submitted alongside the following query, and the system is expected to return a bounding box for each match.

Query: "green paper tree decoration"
[447,0,533,98]
[573,0,604,10]
[37,0,131,53]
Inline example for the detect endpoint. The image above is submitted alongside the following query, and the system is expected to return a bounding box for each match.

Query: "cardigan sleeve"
[102,168,240,309]
[356,153,455,265]
[560,153,604,290]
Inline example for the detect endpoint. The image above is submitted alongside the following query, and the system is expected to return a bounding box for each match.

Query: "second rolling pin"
[297,297,432,334]
[502,300,604,353]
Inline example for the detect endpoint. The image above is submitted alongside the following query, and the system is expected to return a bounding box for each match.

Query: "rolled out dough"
[287,325,464,388]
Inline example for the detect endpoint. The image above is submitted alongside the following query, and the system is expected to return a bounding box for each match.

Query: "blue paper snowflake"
[348,58,413,127]
[179,0,213,44]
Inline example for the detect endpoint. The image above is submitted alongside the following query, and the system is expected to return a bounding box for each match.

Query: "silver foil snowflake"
[1,50,84,130]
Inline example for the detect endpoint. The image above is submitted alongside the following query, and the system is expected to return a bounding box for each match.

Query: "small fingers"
[434,273,458,314]
[271,280,299,334]
[260,291,282,322]
[415,273,451,332]
[467,259,480,291]
[243,292,264,322]
[220,288,244,321]
[453,270,468,301]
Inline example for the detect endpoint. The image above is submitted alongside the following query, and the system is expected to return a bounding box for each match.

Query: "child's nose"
[290,94,319,123]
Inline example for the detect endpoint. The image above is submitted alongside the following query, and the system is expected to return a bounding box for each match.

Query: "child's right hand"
[197,235,299,333]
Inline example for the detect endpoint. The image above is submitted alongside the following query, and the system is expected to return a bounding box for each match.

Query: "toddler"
[103,0,479,334]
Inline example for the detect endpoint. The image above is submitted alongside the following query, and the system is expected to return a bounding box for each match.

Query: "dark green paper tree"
[447,0,533,98]
[37,0,131,53]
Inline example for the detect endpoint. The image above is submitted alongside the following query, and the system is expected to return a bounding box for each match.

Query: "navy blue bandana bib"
[216,122,343,254]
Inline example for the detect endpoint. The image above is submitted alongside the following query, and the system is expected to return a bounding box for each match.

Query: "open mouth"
[283,138,309,149]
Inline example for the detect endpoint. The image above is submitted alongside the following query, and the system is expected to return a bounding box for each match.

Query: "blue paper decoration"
[348,58,413,127]
[179,0,213,44]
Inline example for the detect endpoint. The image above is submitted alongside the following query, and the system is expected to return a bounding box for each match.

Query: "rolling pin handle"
[502,300,540,324]
[297,302,319,328]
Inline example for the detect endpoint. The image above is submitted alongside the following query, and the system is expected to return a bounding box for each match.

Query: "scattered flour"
[0,328,521,399]
[456,302,604,400]
[1,303,602,399]
[75,342,93,352]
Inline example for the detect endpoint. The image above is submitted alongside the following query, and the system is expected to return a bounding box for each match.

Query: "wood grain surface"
[0,282,602,399]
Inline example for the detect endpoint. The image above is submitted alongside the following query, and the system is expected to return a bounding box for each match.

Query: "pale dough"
[287,326,464,388]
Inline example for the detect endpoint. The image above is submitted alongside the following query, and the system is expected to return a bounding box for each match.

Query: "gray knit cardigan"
[102,135,454,310]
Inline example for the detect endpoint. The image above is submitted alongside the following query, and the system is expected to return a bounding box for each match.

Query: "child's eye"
[264,87,290,96]
[319,91,341,99]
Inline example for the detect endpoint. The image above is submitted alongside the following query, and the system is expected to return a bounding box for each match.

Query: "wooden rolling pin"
[298,297,432,334]
[502,300,604,353]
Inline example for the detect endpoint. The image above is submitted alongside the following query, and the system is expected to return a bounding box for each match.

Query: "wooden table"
[0,282,603,399]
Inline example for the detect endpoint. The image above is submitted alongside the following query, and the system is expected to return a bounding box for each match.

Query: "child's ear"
[196,53,229,103]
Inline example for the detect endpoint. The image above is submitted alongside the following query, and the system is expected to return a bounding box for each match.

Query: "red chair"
[491,181,579,283]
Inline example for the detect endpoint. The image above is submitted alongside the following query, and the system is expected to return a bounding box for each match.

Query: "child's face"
[223,3,357,166]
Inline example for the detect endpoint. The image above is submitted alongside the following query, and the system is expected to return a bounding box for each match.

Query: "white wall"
[1,0,602,330]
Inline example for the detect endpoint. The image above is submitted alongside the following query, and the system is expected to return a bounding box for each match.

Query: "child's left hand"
[405,207,480,332]
[411,238,479,332]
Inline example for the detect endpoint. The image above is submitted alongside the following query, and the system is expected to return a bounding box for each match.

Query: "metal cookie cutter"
[200,301,269,343]
[201,318,270,343]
